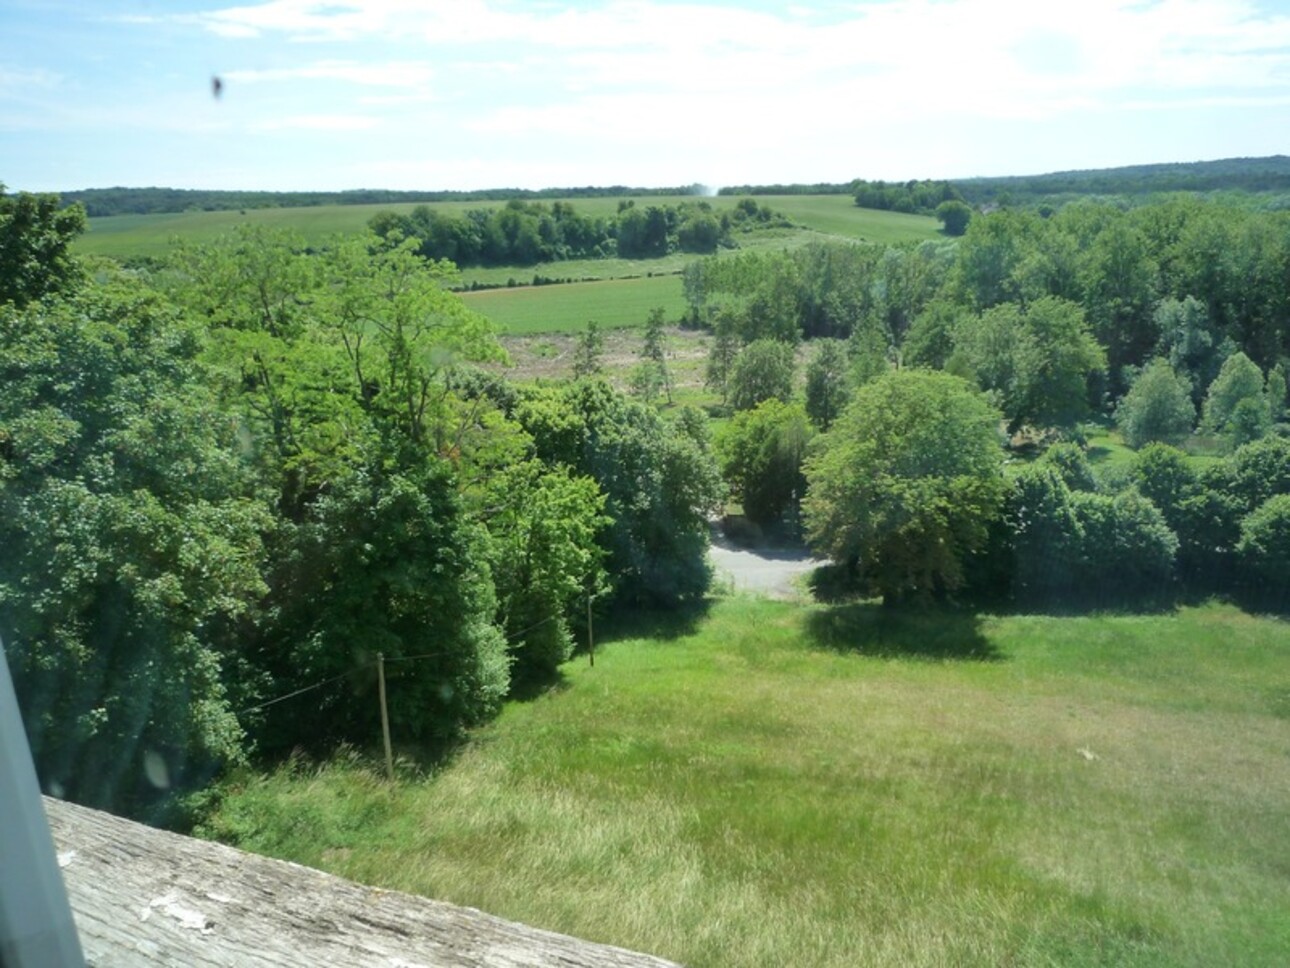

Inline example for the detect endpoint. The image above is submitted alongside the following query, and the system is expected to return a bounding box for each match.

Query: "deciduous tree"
[518,380,723,606]
[803,370,1004,603]
[935,200,972,236]
[572,320,605,379]
[631,307,672,404]
[804,339,852,430]
[1202,351,1268,440]
[1237,494,1290,601]
[1116,358,1195,449]
[952,296,1104,433]
[728,338,795,412]
[717,399,814,526]
[0,186,87,308]
[1,280,267,809]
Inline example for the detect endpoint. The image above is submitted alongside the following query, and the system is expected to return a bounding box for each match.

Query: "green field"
[74,195,940,262]
[201,597,1290,967]
[768,195,946,243]
[463,275,687,334]
[75,195,940,334]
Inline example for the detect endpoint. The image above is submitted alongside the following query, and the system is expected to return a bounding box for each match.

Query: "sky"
[2,0,1290,193]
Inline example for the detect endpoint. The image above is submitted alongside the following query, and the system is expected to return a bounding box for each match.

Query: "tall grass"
[199,598,1290,967]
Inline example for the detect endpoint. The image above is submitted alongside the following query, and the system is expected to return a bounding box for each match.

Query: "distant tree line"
[717,182,853,196]
[366,198,787,267]
[852,179,962,215]
[719,156,1290,210]
[57,184,716,218]
[716,178,963,214]
[50,156,1290,221]
[954,155,1290,206]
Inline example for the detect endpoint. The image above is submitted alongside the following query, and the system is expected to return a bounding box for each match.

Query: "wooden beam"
[44,797,681,968]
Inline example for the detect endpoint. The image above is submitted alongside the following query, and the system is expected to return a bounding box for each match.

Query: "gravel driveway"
[707,526,825,600]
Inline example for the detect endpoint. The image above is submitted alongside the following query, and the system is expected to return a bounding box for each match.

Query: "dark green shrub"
[1042,442,1097,492]
[1237,495,1290,603]
[717,399,814,526]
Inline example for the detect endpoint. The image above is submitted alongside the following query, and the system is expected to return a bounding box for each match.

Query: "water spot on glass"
[144,750,171,789]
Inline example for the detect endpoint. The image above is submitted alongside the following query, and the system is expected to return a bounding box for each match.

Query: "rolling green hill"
[954,154,1290,205]
[74,195,940,262]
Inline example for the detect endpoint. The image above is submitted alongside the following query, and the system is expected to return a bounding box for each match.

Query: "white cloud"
[252,113,379,130]
[184,0,1290,103]
[0,65,63,95]
[11,0,1287,194]
[191,0,377,41]
[225,59,433,87]
[171,0,1290,173]
[1122,93,1290,110]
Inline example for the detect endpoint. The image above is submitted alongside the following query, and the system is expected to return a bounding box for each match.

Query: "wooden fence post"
[377,653,394,783]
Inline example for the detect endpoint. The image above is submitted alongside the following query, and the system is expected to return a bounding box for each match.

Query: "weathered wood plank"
[44,797,682,968]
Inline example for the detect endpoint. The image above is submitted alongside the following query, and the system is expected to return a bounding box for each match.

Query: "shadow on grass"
[594,597,713,646]
[804,600,1001,662]
[507,670,572,704]
[1228,585,1290,620]
[981,593,1180,618]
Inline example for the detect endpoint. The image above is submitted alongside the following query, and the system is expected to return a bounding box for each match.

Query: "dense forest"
[686,192,1290,607]
[954,154,1290,206]
[723,155,1290,209]
[4,179,1290,827]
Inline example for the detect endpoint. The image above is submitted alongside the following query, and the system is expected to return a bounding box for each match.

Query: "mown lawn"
[200,597,1290,967]
[462,275,687,334]
[769,195,944,244]
[1085,426,1227,476]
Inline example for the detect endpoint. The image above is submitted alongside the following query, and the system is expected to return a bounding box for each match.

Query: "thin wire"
[504,612,561,643]
[236,609,572,710]
[236,669,358,716]
[383,650,451,664]
[386,612,563,665]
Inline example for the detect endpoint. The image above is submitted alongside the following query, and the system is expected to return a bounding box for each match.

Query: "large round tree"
[803,369,1004,603]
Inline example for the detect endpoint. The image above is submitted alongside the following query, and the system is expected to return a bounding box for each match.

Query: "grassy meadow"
[75,194,939,335]
[74,194,940,263]
[769,195,946,243]
[200,597,1290,967]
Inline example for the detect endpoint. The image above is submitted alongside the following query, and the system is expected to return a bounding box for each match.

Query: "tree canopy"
[803,370,1004,603]
[0,186,87,308]
[717,399,814,526]
[935,200,972,236]
[950,296,1105,433]
[1117,358,1196,449]
[728,338,796,412]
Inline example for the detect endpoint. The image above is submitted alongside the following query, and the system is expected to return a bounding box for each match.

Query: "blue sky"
[3,0,1290,192]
